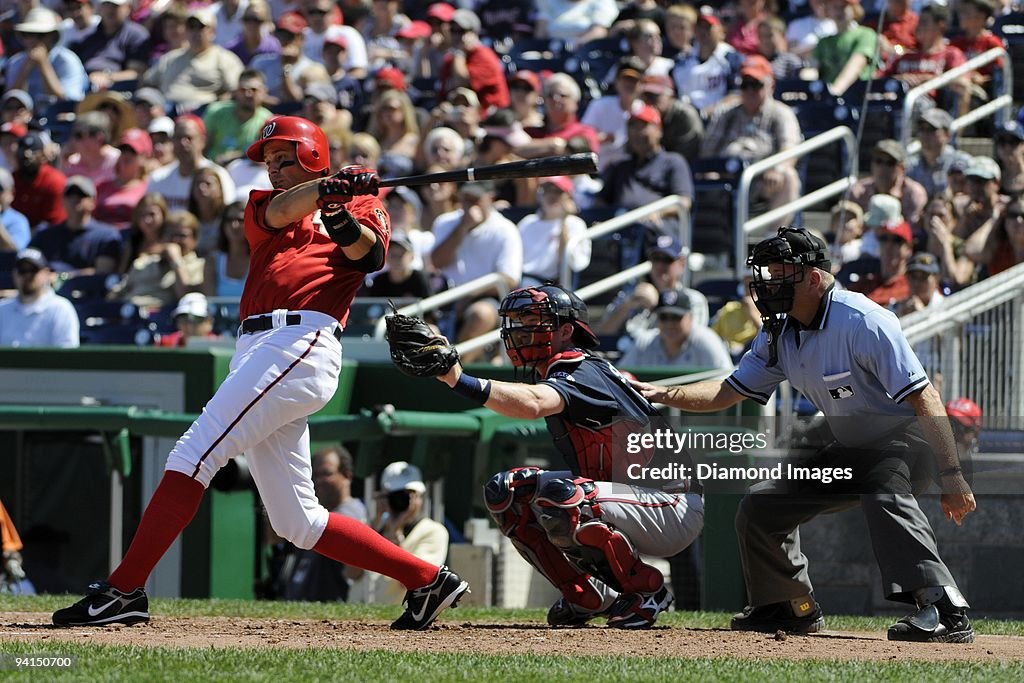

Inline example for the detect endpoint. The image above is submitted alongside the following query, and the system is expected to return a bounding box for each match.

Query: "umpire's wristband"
[324,209,362,247]
[452,373,491,405]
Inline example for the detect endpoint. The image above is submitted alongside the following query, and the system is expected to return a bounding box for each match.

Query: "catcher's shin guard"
[484,468,604,611]
[535,476,664,595]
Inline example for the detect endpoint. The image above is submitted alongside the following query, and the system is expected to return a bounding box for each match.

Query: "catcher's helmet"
[246,115,330,174]
[747,226,831,316]
[499,284,599,370]
[946,397,982,433]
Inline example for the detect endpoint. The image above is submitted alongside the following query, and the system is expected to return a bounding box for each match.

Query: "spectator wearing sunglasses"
[617,289,733,371]
[848,197,913,307]
[850,139,928,232]
[0,248,79,348]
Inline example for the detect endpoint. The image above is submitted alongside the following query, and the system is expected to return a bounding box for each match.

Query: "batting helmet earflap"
[245,115,330,174]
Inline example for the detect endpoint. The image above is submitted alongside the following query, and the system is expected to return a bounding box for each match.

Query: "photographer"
[357,462,449,605]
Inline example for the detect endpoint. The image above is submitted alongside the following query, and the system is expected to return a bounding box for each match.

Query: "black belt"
[240,314,343,341]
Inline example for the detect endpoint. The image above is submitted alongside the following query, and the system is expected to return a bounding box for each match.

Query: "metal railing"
[734,126,859,275]
[371,272,511,340]
[900,47,1012,149]
[901,261,1024,418]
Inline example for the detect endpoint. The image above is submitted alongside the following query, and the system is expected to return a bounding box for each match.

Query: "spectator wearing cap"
[596,235,710,339]
[250,14,326,104]
[757,16,803,80]
[905,108,957,200]
[952,0,1003,98]
[599,103,694,242]
[848,205,913,307]
[893,252,944,316]
[785,0,836,60]
[78,91,137,143]
[357,461,449,605]
[957,156,1003,270]
[0,248,79,348]
[61,111,120,188]
[226,0,281,66]
[638,74,703,163]
[858,192,901,259]
[671,12,742,117]
[132,88,167,132]
[149,115,237,210]
[829,199,865,267]
[0,168,31,252]
[414,3,456,80]
[516,176,591,287]
[880,4,967,106]
[4,7,88,105]
[582,56,646,168]
[392,19,431,77]
[95,128,153,229]
[299,0,369,80]
[727,0,769,56]
[535,0,619,44]
[850,139,928,232]
[155,292,219,347]
[141,8,245,112]
[438,9,509,115]
[814,0,878,96]
[430,179,523,361]
[979,195,1024,276]
[507,71,545,130]
[946,150,973,199]
[202,69,274,165]
[701,55,801,224]
[60,0,101,47]
[994,121,1024,197]
[1,91,34,127]
[710,274,762,358]
[148,116,177,169]
[618,289,733,370]
[521,74,600,157]
[67,0,149,92]
[368,90,420,180]
[361,231,433,300]
[29,175,122,275]
[12,132,67,228]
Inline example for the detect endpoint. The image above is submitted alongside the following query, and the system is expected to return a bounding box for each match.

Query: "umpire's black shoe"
[731,598,825,635]
[390,565,470,631]
[887,605,975,643]
[52,581,149,627]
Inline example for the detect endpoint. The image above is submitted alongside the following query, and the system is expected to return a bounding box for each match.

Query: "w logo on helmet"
[261,121,277,139]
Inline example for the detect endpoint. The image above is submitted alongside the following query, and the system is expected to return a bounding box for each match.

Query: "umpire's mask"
[747,226,831,316]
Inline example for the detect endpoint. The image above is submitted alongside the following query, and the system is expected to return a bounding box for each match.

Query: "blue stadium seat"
[37,99,79,145]
[57,273,116,301]
[695,278,744,319]
[0,252,16,291]
[690,157,747,261]
[836,256,881,288]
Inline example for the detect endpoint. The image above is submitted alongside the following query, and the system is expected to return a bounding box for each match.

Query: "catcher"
[388,283,704,628]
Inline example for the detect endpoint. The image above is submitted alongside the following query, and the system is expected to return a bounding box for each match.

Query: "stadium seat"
[694,278,743,319]
[37,99,79,145]
[690,157,747,262]
[79,324,154,346]
[836,256,881,288]
[0,252,16,291]
[57,273,116,301]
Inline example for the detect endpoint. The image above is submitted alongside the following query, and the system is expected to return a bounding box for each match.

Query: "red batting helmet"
[246,115,330,174]
[945,397,982,432]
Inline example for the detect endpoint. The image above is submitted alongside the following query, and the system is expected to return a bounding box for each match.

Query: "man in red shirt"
[12,132,66,228]
[53,116,469,630]
[850,209,912,308]
[868,0,918,57]
[951,0,1003,86]
[438,9,509,115]
[883,4,967,99]
[522,73,600,156]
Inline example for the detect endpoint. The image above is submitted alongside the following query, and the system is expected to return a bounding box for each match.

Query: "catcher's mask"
[499,284,598,378]
[747,226,831,317]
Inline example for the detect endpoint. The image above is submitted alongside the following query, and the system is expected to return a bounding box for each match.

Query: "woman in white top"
[516,176,591,286]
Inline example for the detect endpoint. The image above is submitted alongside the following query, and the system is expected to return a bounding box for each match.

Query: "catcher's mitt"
[386,312,460,378]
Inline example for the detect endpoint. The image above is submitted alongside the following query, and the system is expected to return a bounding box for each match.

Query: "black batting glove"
[317,165,379,215]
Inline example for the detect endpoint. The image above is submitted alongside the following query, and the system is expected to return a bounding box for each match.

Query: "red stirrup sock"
[313,511,438,589]
[108,471,205,593]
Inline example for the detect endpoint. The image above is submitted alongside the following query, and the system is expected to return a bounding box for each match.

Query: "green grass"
[0,642,1022,683]
[4,593,1024,636]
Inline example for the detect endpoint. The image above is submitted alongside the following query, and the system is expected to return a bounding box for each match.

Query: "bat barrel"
[378,153,598,188]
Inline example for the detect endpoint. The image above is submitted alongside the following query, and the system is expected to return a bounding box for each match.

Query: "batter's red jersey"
[241,190,391,325]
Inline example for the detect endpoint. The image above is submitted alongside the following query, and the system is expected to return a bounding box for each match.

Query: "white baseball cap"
[173,292,210,319]
[380,461,426,493]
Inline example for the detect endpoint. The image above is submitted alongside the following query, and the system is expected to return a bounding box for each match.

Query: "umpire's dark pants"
[735,426,960,607]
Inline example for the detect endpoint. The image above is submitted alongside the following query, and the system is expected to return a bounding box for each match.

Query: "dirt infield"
[3,612,1024,662]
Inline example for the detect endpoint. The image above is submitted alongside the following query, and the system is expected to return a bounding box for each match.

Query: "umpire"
[635,227,976,643]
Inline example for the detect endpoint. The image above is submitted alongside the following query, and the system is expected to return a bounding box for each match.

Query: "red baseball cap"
[396,20,431,40]
[375,66,406,91]
[0,121,27,138]
[324,33,347,50]
[510,70,541,92]
[639,74,674,95]
[740,55,774,82]
[426,3,455,22]
[117,128,153,157]
[629,103,661,127]
[946,397,982,431]
[697,13,721,26]
[275,12,308,35]
[175,113,206,138]
[875,220,913,245]
[541,175,574,195]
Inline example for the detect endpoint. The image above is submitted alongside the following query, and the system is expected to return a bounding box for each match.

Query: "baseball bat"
[377,153,598,188]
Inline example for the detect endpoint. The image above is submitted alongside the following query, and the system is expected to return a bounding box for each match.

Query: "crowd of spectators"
[0,0,1020,371]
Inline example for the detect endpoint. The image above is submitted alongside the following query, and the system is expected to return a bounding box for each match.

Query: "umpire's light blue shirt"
[726,286,929,446]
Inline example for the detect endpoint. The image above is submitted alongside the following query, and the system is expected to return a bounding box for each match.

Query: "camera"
[386,490,412,513]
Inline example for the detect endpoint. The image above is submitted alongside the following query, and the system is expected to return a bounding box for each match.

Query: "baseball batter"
[53,116,468,630]
[430,284,704,629]
[635,227,976,642]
